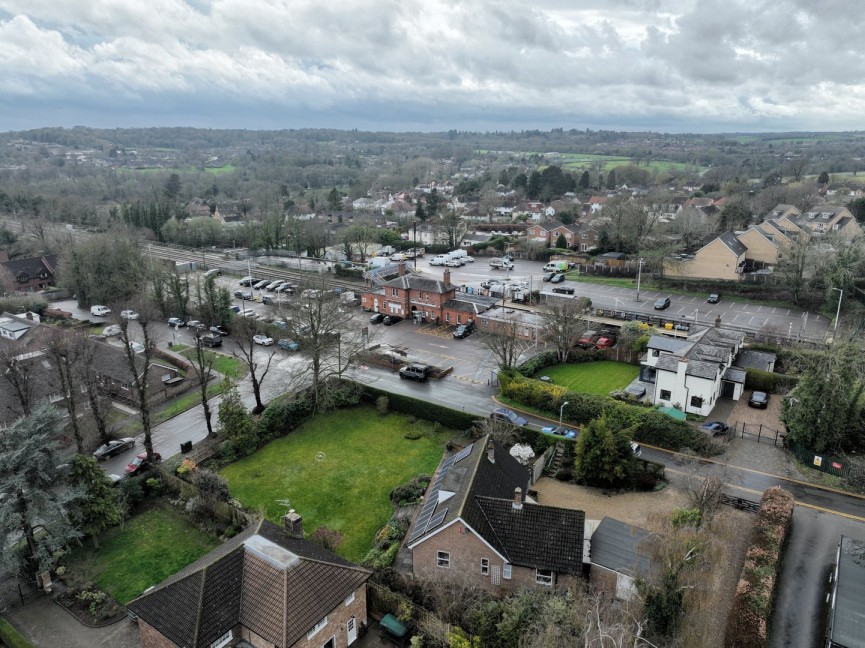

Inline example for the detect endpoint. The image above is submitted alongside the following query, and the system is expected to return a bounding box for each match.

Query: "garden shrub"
[724,487,794,648]
[744,368,799,394]
[670,508,702,528]
[309,526,344,552]
[391,474,431,505]
[0,616,32,648]
[554,468,573,482]
[358,383,478,430]
[255,395,314,443]
[516,351,559,377]
[376,395,390,415]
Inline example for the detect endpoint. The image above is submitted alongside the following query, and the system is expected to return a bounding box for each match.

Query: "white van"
[430,255,449,266]
[447,250,467,260]
[489,258,514,270]
[90,305,111,317]
[544,260,568,273]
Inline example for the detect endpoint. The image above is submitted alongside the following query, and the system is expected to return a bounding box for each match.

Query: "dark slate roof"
[590,517,653,576]
[128,519,371,648]
[474,498,584,573]
[829,535,865,647]
[381,273,455,294]
[1,254,58,280]
[647,335,691,354]
[722,367,747,384]
[717,232,747,257]
[734,350,776,372]
[654,355,719,380]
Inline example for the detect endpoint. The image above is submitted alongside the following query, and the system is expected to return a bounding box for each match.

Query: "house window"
[445,314,450,323]
[660,389,671,401]
[690,396,704,408]
[437,551,450,568]
[344,592,355,606]
[535,569,554,586]
[391,288,398,296]
[456,315,461,324]
[480,559,489,575]
[307,616,328,639]
[209,629,233,648]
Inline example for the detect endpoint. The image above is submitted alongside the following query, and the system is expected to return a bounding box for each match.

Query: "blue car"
[278,339,300,351]
[540,425,577,439]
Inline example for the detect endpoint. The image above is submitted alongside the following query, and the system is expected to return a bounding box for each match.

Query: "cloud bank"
[1,0,864,132]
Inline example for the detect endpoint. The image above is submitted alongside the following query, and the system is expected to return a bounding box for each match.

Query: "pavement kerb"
[493,395,865,502]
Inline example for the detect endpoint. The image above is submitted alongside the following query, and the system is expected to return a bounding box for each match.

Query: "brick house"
[664,232,747,281]
[0,254,58,292]
[128,516,371,648]
[361,268,493,325]
[407,436,585,593]
[525,222,562,246]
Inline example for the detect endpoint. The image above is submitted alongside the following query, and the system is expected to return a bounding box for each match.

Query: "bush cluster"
[744,368,799,394]
[724,487,794,648]
[515,351,559,377]
[363,517,410,569]
[391,474,431,506]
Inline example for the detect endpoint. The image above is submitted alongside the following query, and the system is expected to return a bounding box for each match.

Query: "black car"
[490,407,528,427]
[654,296,671,310]
[552,286,575,295]
[369,313,385,324]
[168,317,187,328]
[198,333,223,347]
[453,322,475,339]
[209,325,229,336]
[550,273,565,284]
[233,290,253,300]
[542,272,555,282]
[748,391,770,408]
[707,293,721,304]
[383,315,402,326]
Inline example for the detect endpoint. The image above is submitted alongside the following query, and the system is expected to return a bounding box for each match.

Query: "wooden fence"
[719,493,761,513]
[367,581,452,645]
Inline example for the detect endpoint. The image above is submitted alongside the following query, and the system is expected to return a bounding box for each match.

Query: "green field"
[64,505,219,604]
[220,407,451,561]
[117,164,236,176]
[535,361,639,395]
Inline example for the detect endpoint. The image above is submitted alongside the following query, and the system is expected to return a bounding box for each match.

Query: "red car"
[595,337,615,349]
[125,451,162,476]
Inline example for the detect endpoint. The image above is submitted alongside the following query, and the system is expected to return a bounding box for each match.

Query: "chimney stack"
[443,268,451,286]
[283,509,304,538]
[398,261,407,276]
[512,487,523,510]
[487,439,495,464]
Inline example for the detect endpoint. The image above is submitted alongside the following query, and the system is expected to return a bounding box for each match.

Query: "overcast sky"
[1,0,864,134]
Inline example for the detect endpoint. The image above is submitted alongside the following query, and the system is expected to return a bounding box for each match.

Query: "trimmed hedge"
[744,368,799,394]
[358,383,479,430]
[724,487,794,648]
[0,617,33,648]
[516,351,559,377]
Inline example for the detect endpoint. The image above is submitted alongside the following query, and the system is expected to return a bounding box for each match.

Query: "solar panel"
[453,443,474,464]
[426,508,448,532]
[408,527,425,542]
[441,455,456,469]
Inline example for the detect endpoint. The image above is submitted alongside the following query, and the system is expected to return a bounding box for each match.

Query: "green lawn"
[220,407,451,561]
[180,348,247,379]
[64,505,219,604]
[536,361,639,395]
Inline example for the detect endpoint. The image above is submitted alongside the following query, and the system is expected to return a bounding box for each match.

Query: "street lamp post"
[559,401,569,428]
[635,257,644,302]
[831,287,843,338]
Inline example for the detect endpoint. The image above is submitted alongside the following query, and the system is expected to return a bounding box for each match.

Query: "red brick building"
[128,516,371,648]
[0,254,58,292]
[407,437,585,593]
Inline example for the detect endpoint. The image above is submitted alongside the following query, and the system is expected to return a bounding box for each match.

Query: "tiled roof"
[380,274,455,294]
[722,367,747,384]
[1,255,58,280]
[734,350,776,372]
[590,517,654,576]
[647,335,691,354]
[717,232,747,257]
[654,355,719,380]
[128,519,371,648]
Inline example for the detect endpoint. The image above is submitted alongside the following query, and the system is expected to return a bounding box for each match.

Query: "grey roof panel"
[829,536,865,647]
[590,517,653,576]
[723,367,747,384]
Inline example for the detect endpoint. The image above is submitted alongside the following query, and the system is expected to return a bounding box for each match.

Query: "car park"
[707,293,721,304]
[277,338,300,351]
[93,437,135,461]
[702,421,730,436]
[654,296,671,310]
[253,334,274,346]
[370,312,385,324]
[453,322,475,339]
[126,451,162,476]
[748,391,770,408]
[120,310,139,320]
[102,324,122,337]
[168,317,186,328]
[540,425,577,439]
[552,286,575,295]
[490,407,528,427]
[399,364,430,382]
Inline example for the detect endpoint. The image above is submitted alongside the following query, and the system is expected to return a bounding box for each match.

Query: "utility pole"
[635,257,644,302]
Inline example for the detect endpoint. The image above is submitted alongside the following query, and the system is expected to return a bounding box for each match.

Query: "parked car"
[277,338,300,351]
[707,293,721,304]
[674,322,691,331]
[90,305,111,317]
[238,276,255,286]
[631,442,642,458]
[187,320,206,331]
[234,290,253,300]
[370,312,385,324]
[702,421,730,436]
[168,317,186,328]
[199,333,222,347]
[383,315,402,326]
[253,279,271,290]
[595,336,615,349]
[229,305,241,313]
[748,391,770,408]
[490,407,528,427]
[253,334,274,346]
[266,280,285,291]
[240,309,257,317]
[654,296,671,310]
[481,279,502,289]
[102,324,122,337]
[93,437,135,461]
[276,283,295,294]
[453,322,475,339]
[202,268,221,279]
[552,286,575,295]
[209,325,229,336]
[550,273,565,284]
[128,341,146,354]
[120,310,139,320]
[261,295,275,306]
[540,425,577,439]
[464,256,474,263]
[125,451,162,476]
[542,272,555,282]
[445,258,463,267]
[399,364,430,382]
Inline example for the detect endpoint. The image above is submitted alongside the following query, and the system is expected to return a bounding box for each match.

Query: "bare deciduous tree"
[116,300,159,459]
[479,312,525,369]
[541,295,591,363]
[0,339,36,417]
[189,332,218,438]
[231,316,276,414]
[44,328,87,454]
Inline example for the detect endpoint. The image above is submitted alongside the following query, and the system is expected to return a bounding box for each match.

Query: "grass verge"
[221,406,451,562]
[180,349,248,380]
[64,504,218,605]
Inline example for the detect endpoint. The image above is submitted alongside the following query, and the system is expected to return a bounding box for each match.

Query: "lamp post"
[614,298,626,317]
[559,401,569,428]
[413,221,418,271]
[831,287,843,338]
[635,257,644,302]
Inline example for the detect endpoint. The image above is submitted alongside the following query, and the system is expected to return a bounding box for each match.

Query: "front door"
[721,381,735,399]
[347,617,357,645]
